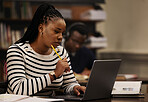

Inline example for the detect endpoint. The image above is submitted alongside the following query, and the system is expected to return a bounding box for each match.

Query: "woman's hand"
[73,85,86,96]
[54,57,70,78]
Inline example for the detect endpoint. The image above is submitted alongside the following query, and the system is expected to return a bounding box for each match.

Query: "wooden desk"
[111,94,148,102]
[78,77,148,85]
[126,77,148,84]
[63,94,148,102]
[78,77,148,93]
[34,89,148,102]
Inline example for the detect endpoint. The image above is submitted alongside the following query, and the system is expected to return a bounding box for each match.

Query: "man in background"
[63,22,96,76]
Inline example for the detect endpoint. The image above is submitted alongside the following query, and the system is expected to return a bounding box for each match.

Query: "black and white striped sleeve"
[60,48,80,94]
[6,45,51,95]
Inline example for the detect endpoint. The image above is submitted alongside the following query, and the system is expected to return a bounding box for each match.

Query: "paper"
[112,81,142,95]
[19,97,64,102]
[0,94,29,102]
[74,73,89,81]
[0,94,64,102]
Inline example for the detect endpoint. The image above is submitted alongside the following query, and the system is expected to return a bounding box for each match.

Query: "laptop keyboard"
[54,94,84,100]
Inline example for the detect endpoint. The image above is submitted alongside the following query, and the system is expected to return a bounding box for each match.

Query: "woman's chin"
[52,44,59,48]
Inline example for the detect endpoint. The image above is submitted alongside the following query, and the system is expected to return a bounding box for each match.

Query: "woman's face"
[41,18,66,48]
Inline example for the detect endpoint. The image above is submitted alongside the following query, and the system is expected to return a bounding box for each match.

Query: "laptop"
[54,59,121,101]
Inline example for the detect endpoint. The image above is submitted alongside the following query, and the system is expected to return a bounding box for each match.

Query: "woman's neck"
[30,42,52,55]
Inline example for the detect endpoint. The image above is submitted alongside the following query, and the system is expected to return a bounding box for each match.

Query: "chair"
[0,61,7,94]
[0,81,8,94]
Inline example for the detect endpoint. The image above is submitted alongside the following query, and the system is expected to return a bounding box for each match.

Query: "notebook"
[112,81,144,98]
[54,59,121,101]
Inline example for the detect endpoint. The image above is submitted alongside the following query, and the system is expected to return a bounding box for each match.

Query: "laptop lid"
[82,59,121,100]
[54,59,121,101]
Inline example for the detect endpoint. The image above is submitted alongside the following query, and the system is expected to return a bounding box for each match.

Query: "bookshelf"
[4,0,105,4]
[0,1,106,48]
[0,0,106,81]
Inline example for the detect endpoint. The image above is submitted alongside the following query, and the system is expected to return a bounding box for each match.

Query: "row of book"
[0,1,107,21]
[0,1,33,19]
[0,22,26,49]
[86,36,108,48]
[58,9,107,20]
[80,9,106,20]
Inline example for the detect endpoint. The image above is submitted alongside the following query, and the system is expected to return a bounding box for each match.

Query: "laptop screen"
[83,59,121,100]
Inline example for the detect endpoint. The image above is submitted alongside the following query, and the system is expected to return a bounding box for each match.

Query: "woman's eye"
[55,30,59,33]
[62,32,66,36]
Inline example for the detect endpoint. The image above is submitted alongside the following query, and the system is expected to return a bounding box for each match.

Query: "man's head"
[64,22,88,53]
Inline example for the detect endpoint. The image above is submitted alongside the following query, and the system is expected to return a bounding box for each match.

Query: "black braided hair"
[15,3,64,44]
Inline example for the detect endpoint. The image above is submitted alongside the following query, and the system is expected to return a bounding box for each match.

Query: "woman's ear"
[38,24,43,34]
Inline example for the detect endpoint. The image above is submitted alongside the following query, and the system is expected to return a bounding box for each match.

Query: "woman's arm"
[7,45,51,95]
[60,48,80,94]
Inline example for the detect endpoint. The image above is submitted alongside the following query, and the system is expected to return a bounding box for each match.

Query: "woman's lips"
[54,42,61,46]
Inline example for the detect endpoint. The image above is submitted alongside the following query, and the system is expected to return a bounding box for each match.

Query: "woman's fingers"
[73,86,86,96]
[62,58,70,72]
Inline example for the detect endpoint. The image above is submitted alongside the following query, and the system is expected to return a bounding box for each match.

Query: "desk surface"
[78,77,148,86]
[63,94,148,102]
[127,77,148,84]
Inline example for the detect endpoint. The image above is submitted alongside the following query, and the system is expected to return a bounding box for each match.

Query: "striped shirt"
[6,42,79,95]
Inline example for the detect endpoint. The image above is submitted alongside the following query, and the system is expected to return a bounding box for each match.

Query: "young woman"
[6,3,85,96]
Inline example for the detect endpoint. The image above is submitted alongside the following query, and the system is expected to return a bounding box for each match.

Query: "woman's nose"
[58,33,63,40]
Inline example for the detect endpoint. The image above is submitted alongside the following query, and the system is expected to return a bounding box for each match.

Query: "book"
[11,1,17,19]
[58,8,72,19]
[15,1,21,19]
[86,36,107,48]
[80,9,106,20]
[3,1,12,18]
